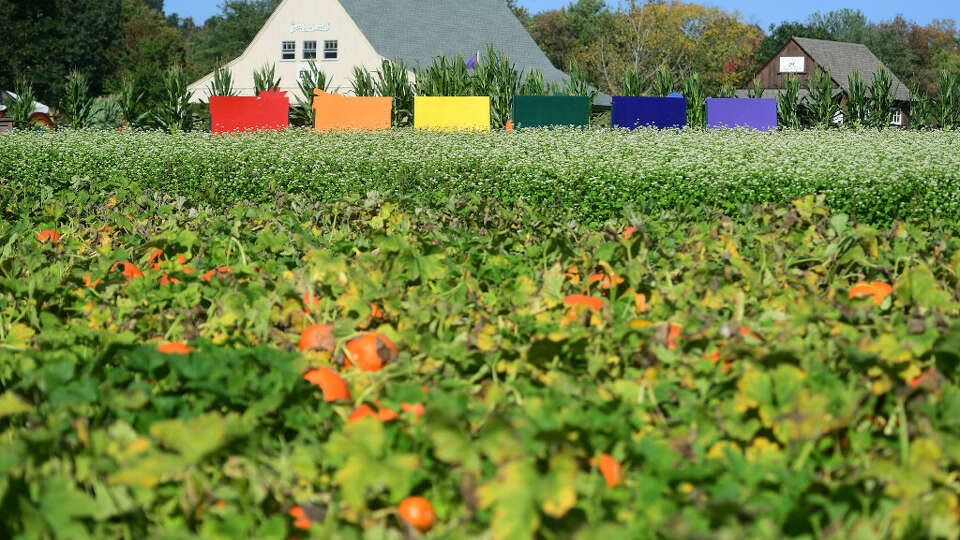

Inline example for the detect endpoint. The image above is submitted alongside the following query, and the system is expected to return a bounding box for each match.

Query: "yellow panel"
[414,97,490,131]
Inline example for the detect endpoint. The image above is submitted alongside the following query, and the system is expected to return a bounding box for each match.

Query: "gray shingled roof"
[339,0,610,106]
[792,37,910,101]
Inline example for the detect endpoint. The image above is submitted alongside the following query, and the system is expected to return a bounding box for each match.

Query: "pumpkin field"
[2,128,960,539]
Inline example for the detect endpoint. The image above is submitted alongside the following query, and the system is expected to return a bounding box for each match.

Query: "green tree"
[0,0,122,103]
[106,0,185,107]
[185,0,281,81]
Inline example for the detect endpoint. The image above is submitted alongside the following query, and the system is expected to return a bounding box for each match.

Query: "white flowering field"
[2,127,959,223]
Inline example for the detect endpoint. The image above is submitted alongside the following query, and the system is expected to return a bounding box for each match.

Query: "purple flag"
[466,50,479,72]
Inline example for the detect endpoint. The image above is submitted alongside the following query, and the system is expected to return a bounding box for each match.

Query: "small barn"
[738,37,911,127]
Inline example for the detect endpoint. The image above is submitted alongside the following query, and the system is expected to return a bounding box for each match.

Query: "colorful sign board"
[706,98,778,131]
[611,96,686,130]
[312,90,392,131]
[510,95,590,128]
[414,96,490,131]
[209,90,289,134]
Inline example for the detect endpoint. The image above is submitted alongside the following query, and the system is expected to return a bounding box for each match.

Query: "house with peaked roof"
[187,0,602,105]
[738,37,911,127]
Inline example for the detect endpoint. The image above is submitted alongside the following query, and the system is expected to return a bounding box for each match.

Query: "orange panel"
[312,90,392,132]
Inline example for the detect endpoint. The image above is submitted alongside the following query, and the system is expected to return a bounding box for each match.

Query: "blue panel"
[611,96,687,130]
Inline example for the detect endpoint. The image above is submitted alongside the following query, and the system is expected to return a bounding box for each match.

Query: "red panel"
[209,90,289,134]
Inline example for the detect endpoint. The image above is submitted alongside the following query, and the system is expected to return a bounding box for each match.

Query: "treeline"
[1,0,957,112]
[517,1,960,97]
[0,0,278,107]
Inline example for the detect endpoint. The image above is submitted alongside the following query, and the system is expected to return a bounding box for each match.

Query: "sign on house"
[779,57,805,73]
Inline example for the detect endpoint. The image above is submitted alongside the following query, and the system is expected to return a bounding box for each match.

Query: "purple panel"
[706,98,777,131]
[611,96,686,130]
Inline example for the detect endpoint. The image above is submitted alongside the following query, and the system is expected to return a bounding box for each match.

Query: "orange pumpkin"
[343,332,397,372]
[82,274,101,288]
[36,229,61,243]
[176,254,194,274]
[563,294,605,311]
[401,402,425,418]
[667,324,681,350]
[397,496,435,533]
[586,272,624,290]
[159,274,180,285]
[157,342,192,354]
[303,367,350,402]
[622,226,636,240]
[634,292,649,312]
[301,290,319,312]
[148,249,164,271]
[202,266,233,282]
[288,506,312,530]
[589,453,623,487]
[348,402,399,423]
[849,281,893,306]
[299,324,335,352]
[565,267,581,284]
[110,262,143,280]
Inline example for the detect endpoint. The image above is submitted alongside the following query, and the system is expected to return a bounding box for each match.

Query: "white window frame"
[303,40,317,60]
[890,107,903,126]
[281,40,295,61]
[323,40,338,60]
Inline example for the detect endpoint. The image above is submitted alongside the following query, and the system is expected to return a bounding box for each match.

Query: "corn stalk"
[253,64,281,94]
[59,70,93,129]
[867,69,894,130]
[845,72,869,127]
[777,74,803,130]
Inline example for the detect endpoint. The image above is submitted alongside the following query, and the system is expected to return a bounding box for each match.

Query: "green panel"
[511,96,590,128]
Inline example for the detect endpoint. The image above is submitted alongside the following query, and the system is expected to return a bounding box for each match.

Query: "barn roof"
[338,0,610,106]
[792,37,910,101]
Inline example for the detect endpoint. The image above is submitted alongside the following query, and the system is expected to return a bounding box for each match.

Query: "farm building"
[738,37,911,127]
[187,0,602,105]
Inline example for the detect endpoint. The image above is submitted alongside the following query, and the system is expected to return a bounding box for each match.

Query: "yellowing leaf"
[540,452,577,518]
[0,391,32,417]
[149,413,227,462]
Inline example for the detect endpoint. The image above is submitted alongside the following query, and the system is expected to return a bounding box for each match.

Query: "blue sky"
[163,0,957,29]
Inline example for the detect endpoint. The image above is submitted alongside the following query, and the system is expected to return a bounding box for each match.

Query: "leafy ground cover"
[2,128,960,225]
[2,176,960,539]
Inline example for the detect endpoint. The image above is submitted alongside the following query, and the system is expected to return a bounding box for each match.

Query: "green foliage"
[649,66,675,97]
[350,66,376,98]
[804,67,842,128]
[291,62,332,126]
[88,96,121,129]
[777,74,803,129]
[414,55,473,97]
[183,0,281,81]
[747,78,764,99]
[205,61,237,99]
[371,58,415,127]
[59,70,94,129]
[253,63,281,95]
[0,0,122,103]
[471,46,523,129]
[621,67,644,96]
[680,72,706,128]
[716,82,736,98]
[3,181,960,537]
[3,79,37,130]
[934,70,960,130]
[519,69,547,96]
[909,79,932,130]
[118,75,149,128]
[845,71,870,126]
[151,65,195,133]
[867,69,895,129]
[561,58,598,104]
